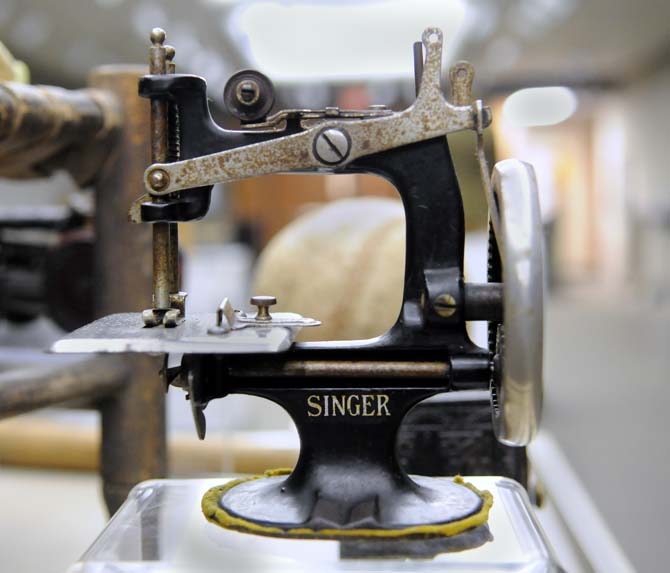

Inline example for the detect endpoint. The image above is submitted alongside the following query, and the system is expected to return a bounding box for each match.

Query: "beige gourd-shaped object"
[253,197,405,341]
[0,41,29,82]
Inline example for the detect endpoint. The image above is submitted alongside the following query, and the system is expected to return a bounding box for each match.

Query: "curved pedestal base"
[202,470,493,540]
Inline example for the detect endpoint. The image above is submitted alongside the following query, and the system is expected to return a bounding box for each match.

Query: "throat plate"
[51,312,300,354]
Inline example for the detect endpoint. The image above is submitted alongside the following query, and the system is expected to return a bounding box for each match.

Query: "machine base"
[202,469,492,540]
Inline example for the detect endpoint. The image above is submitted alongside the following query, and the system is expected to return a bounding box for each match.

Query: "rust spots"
[145,31,481,197]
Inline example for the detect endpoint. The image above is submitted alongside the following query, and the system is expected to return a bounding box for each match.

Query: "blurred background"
[0,1,668,572]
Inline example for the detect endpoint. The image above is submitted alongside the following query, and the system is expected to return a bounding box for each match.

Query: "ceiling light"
[228,0,466,83]
[502,87,577,127]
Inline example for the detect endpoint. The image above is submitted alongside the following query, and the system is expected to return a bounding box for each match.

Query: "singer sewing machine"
[54,27,559,572]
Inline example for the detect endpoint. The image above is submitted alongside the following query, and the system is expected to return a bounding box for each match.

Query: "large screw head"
[433,293,457,317]
[313,128,351,165]
[250,295,277,321]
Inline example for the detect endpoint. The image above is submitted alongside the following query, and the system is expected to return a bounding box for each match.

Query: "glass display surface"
[68,476,563,573]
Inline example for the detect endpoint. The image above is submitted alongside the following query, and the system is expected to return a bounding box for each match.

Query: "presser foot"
[202,469,492,541]
[142,291,188,327]
[141,307,180,327]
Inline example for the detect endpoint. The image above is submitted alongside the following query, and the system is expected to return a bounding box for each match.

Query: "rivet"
[148,168,169,191]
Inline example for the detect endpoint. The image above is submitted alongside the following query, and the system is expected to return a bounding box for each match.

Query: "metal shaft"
[0,357,127,419]
[463,282,503,321]
[166,50,180,295]
[152,223,170,309]
[0,82,120,185]
[149,29,170,310]
[231,360,450,379]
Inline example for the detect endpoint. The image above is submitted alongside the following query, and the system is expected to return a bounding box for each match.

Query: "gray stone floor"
[542,289,669,572]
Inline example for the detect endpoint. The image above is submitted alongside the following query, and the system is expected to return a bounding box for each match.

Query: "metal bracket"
[207,297,320,335]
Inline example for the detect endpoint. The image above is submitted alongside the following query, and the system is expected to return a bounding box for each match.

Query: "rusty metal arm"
[0,356,128,419]
[0,81,121,185]
[143,28,490,196]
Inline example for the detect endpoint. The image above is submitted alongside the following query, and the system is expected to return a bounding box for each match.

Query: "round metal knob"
[223,70,275,123]
[250,295,277,321]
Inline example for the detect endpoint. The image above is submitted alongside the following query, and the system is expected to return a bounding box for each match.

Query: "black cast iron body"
[141,72,513,531]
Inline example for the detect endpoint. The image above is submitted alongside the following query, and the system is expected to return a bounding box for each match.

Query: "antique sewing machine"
[54,27,558,572]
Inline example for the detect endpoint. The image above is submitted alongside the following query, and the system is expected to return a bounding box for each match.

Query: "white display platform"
[68,476,563,572]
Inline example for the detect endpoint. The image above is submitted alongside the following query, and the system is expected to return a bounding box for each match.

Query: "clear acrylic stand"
[68,476,563,573]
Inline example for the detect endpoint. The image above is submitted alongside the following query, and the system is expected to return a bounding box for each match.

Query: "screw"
[434,294,457,317]
[236,80,260,106]
[250,295,277,321]
[313,128,350,165]
[148,168,169,191]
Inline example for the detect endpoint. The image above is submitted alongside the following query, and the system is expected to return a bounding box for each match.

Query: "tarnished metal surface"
[224,295,322,329]
[149,29,168,165]
[240,106,392,133]
[149,28,171,313]
[234,311,320,329]
[205,296,321,335]
[490,159,544,447]
[151,222,171,311]
[240,360,450,378]
[51,312,298,354]
[449,61,475,107]
[168,222,179,292]
[0,357,127,419]
[0,81,121,185]
[144,28,490,196]
[166,47,180,300]
[142,29,184,326]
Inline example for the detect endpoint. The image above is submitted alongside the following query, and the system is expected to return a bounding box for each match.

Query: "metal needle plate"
[51,313,301,354]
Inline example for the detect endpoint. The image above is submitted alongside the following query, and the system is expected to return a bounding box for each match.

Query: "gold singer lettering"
[307,394,391,417]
